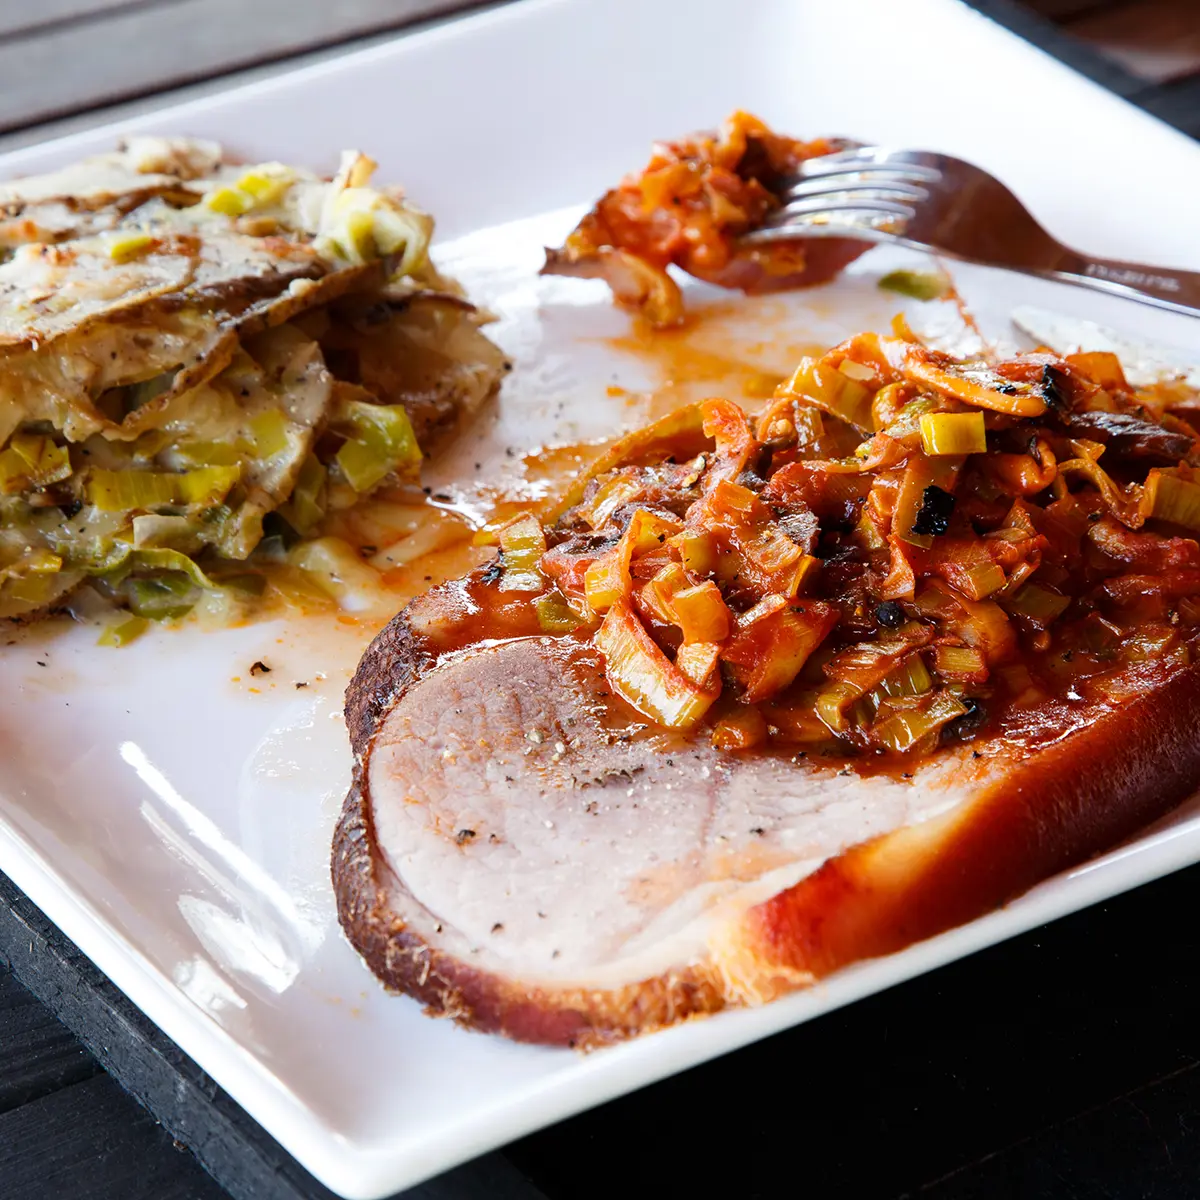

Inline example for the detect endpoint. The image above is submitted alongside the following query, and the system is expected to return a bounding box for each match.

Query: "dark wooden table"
[3,2,1200,1198]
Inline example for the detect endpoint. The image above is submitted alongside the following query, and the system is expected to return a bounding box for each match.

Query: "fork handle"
[1047,251,1200,319]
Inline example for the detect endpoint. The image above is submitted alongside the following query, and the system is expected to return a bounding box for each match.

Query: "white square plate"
[2,1,1200,1196]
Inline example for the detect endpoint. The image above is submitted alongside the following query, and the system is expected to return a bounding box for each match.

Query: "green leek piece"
[1143,471,1200,532]
[86,465,240,512]
[107,232,156,263]
[873,654,933,702]
[248,410,290,459]
[934,644,988,677]
[174,441,245,467]
[99,547,213,590]
[919,411,987,456]
[6,567,64,605]
[131,548,214,589]
[335,401,421,493]
[878,269,952,301]
[0,434,72,494]
[1002,583,1070,628]
[280,454,327,535]
[873,690,967,752]
[883,396,940,441]
[131,514,200,550]
[961,561,1007,600]
[498,514,547,592]
[125,574,196,621]
[98,615,149,647]
[215,571,267,596]
[534,590,581,633]
[785,359,873,433]
[206,187,253,216]
[815,680,860,734]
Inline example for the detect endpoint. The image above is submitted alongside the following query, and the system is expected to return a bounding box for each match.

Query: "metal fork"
[744,147,1200,319]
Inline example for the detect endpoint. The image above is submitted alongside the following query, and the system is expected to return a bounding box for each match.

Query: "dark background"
[3,1,1200,1197]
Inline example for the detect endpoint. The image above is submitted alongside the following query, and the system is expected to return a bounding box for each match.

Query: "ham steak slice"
[333,575,1200,1046]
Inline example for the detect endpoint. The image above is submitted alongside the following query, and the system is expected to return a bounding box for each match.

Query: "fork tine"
[772,195,916,221]
[780,175,929,203]
[790,148,942,185]
[743,207,907,245]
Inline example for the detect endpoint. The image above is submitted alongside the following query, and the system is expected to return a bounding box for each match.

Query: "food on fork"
[334,330,1200,1046]
[0,138,507,627]
[542,111,869,328]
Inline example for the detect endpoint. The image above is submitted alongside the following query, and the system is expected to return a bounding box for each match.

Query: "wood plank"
[0,873,548,1200]
[0,0,480,134]
[0,1073,228,1200]
[1064,0,1200,83]
[0,0,142,40]
[508,863,1200,1199]
[0,969,98,1113]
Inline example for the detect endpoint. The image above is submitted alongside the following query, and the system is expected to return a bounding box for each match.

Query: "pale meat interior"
[368,636,978,990]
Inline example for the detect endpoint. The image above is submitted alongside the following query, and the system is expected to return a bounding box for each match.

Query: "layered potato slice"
[0,139,508,624]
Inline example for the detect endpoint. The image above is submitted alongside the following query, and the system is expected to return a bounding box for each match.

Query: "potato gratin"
[0,137,507,635]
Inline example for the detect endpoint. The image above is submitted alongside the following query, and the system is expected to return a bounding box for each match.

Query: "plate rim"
[3,0,1200,1196]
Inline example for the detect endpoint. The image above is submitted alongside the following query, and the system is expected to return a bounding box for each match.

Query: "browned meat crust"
[334,586,1200,1046]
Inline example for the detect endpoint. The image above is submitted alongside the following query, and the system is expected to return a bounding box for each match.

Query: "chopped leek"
[1002,583,1070,628]
[0,434,72,494]
[130,548,213,589]
[585,509,681,612]
[670,581,731,644]
[205,187,253,216]
[534,590,581,633]
[919,411,987,456]
[1141,470,1200,532]
[672,528,718,575]
[86,465,240,512]
[248,409,290,459]
[335,401,421,493]
[675,641,722,690]
[873,690,967,753]
[107,232,156,263]
[288,537,382,612]
[584,476,644,529]
[280,454,327,536]
[131,514,200,550]
[173,441,245,468]
[882,395,939,442]
[98,615,149,647]
[711,706,768,752]
[871,654,933,703]
[125,574,196,621]
[878,269,952,301]
[316,179,433,274]
[498,514,547,592]
[640,563,689,624]
[960,561,1007,601]
[594,600,717,728]
[781,358,873,433]
[934,644,988,680]
[235,166,294,205]
[816,681,859,734]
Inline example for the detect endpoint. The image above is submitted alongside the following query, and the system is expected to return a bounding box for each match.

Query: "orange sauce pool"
[600,297,826,421]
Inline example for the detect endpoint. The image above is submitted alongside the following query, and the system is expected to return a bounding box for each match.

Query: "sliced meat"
[333,579,1200,1046]
[1063,409,1194,466]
